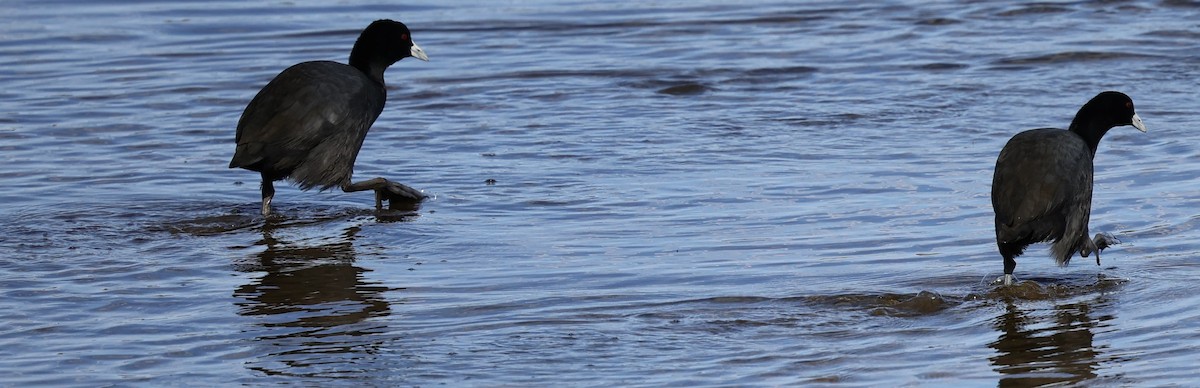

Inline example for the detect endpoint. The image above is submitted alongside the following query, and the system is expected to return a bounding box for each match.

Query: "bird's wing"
[991,129,1092,228]
[232,62,380,168]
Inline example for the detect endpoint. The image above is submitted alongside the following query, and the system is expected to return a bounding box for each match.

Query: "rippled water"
[2,0,1199,385]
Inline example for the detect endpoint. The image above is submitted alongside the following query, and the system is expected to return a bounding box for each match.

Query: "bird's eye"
[401,33,409,41]
[1125,102,1132,109]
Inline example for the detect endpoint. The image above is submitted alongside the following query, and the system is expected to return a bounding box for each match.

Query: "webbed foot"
[375,181,426,210]
[1081,232,1119,265]
[344,177,427,210]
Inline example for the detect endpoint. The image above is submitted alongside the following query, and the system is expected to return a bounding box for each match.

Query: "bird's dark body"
[230,61,385,191]
[227,19,428,216]
[992,128,1094,268]
[988,91,1144,284]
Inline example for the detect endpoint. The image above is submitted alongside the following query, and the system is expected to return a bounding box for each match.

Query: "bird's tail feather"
[1049,233,1082,267]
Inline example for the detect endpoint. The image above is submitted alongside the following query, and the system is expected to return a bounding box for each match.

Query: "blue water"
[2,0,1200,386]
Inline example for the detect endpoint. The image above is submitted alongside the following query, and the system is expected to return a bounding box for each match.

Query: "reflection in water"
[233,223,398,378]
[989,297,1113,386]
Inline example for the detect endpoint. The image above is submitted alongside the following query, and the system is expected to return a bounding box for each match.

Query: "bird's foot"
[1081,232,1119,265]
[345,177,427,210]
[993,274,1018,286]
[374,180,427,210]
[1093,232,1120,252]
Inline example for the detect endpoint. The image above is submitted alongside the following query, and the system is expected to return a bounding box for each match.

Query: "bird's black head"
[349,19,429,82]
[1068,91,1147,153]
[1072,91,1147,134]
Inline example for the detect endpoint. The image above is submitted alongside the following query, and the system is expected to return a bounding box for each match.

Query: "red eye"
[401,33,409,41]
[1125,102,1132,109]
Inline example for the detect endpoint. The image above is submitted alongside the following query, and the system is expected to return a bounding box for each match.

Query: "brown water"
[2,0,1199,386]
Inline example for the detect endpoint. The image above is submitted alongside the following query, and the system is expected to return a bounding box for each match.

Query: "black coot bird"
[991,91,1146,285]
[230,19,430,216]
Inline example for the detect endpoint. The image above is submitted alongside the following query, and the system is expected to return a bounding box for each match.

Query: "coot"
[991,91,1146,285]
[229,19,430,216]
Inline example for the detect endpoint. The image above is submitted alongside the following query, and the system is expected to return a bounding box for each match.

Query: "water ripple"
[2,0,1199,385]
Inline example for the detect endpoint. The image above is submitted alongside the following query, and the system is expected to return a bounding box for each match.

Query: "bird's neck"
[349,48,390,85]
[362,64,388,86]
[1068,119,1109,159]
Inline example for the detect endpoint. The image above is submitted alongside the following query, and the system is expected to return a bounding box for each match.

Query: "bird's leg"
[343,177,426,210]
[995,257,1018,286]
[260,177,275,216]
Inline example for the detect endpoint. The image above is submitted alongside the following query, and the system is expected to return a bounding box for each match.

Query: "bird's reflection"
[233,221,397,378]
[989,296,1114,386]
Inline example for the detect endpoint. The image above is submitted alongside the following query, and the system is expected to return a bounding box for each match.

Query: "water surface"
[2,0,1200,385]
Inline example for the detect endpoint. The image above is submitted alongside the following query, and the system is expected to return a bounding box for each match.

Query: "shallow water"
[2,0,1200,386]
